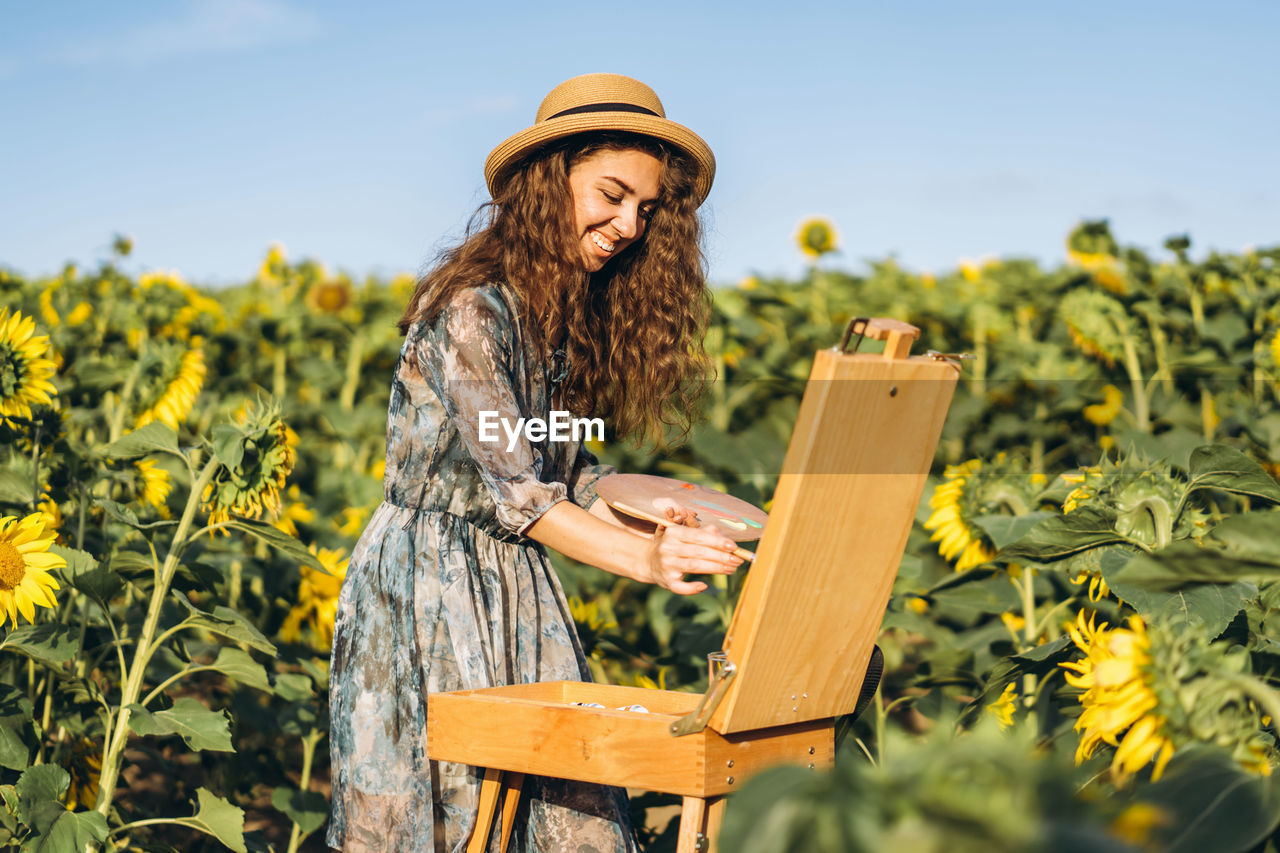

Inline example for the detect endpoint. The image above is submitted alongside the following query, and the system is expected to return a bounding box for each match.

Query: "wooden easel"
[427,318,960,852]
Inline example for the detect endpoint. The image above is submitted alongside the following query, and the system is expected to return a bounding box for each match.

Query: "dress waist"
[382,497,527,545]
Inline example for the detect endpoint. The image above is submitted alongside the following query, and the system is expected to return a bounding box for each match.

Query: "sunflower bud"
[203,401,296,526]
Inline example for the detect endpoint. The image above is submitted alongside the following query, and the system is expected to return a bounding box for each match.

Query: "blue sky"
[3,0,1277,287]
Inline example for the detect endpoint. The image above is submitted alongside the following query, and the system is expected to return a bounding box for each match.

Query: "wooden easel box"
[428,344,959,791]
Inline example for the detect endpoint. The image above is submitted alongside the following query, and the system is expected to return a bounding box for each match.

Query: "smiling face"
[567,148,662,273]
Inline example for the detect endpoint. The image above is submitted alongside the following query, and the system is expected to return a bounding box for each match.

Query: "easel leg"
[705,797,727,853]
[499,772,525,851]
[676,796,708,853]
[468,768,503,853]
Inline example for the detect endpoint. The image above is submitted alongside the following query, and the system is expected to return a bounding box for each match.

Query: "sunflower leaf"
[998,507,1128,562]
[1184,445,1280,504]
[225,518,324,571]
[14,765,69,827]
[27,810,108,852]
[1141,745,1280,853]
[0,623,78,666]
[127,698,234,752]
[174,787,247,853]
[207,647,271,692]
[272,672,314,702]
[973,512,1056,550]
[51,544,123,603]
[103,422,180,460]
[271,786,328,835]
[0,470,29,504]
[212,424,245,470]
[95,497,178,531]
[175,598,277,656]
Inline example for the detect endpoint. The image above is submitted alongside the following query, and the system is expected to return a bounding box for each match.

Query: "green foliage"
[2,226,1280,850]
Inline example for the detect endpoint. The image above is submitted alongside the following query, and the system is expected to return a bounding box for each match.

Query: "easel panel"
[710,351,958,734]
[427,686,833,797]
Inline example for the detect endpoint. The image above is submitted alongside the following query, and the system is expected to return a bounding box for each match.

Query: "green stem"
[140,665,217,709]
[1018,570,1038,702]
[1219,674,1280,732]
[1120,334,1149,432]
[107,817,189,837]
[273,347,287,402]
[109,348,147,443]
[76,483,87,551]
[30,426,41,511]
[286,729,324,853]
[874,689,886,766]
[94,456,218,819]
[339,331,366,412]
[972,308,988,385]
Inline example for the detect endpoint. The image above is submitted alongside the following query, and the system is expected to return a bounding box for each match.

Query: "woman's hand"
[640,521,742,595]
[527,500,742,597]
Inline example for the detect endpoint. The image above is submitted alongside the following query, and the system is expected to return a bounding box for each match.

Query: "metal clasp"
[925,349,975,366]
[836,317,871,354]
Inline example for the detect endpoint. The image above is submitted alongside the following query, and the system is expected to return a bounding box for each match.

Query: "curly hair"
[399,131,711,445]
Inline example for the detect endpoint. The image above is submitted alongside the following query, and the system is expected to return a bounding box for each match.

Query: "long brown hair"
[400,131,711,445]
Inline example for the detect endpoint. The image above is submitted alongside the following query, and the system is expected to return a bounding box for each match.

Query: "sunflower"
[1061,466,1104,514]
[63,736,102,811]
[135,458,173,514]
[202,403,296,526]
[279,545,348,649]
[923,454,1041,572]
[1060,611,1174,785]
[332,506,368,538]
[1060,289,1134,367]
[0,513,63,628]
[134,345,206,431]
[924,460,995,571]
[795,217,838,259]
[1068,248,1128,295]
[1070,568,1111,602]
[271,484,316,537]
[986,682,1017,731]
[1083,385,1124,427]
[258,243,287,286]
[305,279,355,315]
[37,491,63,538]
[0,308,58,428]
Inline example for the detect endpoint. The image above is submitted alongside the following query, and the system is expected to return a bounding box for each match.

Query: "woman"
[327,73,740,852]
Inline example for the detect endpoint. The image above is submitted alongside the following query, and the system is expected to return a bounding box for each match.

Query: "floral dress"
[327,284,638,852]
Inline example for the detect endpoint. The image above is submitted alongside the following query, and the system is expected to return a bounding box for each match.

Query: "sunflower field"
[1,220,1280,852]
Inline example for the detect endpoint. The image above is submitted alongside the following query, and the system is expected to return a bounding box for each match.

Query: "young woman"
[327,73,740,852]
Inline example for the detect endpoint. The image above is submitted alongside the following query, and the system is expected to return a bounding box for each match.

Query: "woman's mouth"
[590,231,615,254]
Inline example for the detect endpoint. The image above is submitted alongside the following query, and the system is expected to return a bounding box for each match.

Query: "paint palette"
[595,474,768,541]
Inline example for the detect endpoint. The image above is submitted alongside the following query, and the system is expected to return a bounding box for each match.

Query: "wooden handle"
[858,318,920,342]
[838,317,921,360]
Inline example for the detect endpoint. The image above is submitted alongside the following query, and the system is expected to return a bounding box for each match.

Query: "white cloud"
[47,0,321,67]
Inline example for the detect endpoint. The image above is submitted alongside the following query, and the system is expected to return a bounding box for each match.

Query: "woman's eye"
[602,191,622,203]
[640,208,655,221]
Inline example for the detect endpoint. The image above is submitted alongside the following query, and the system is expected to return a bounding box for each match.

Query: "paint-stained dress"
[327,284,638,852]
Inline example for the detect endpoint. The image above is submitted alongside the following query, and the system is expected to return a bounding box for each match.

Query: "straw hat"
[485,73,716,206]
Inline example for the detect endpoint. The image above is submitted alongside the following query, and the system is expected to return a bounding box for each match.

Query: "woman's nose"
[612,209,639,240]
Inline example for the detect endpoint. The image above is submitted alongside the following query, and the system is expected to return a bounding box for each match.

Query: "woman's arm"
[526,500,742,596]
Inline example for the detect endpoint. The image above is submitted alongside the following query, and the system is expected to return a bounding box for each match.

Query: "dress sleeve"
[568,444,617,510]
[415,287,568,535]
